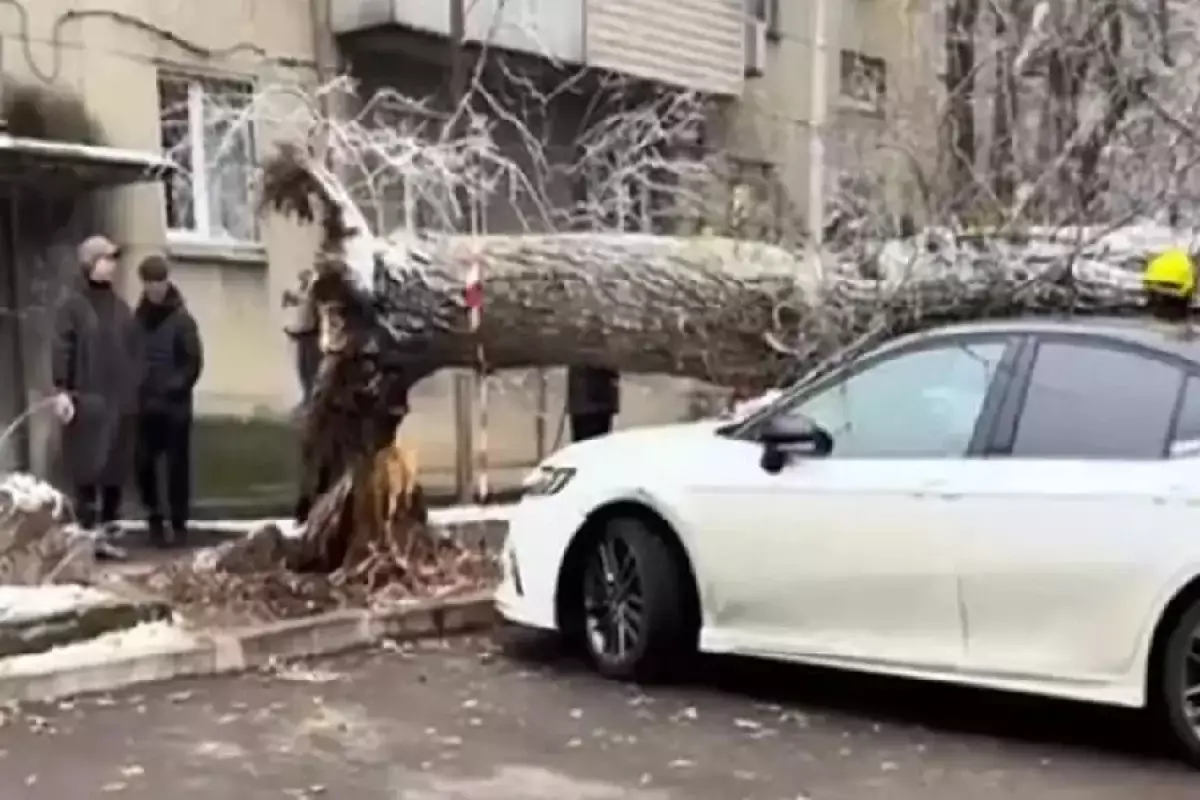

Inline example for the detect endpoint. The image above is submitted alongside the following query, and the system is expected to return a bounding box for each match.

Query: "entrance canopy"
[0,134,172,189]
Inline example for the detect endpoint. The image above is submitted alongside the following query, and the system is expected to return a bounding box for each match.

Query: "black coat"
[135,284,203,417]
[51,277,141,486]
[567,366,620,416]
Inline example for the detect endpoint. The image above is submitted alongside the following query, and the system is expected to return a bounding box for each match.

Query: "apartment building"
[0,0,322,472]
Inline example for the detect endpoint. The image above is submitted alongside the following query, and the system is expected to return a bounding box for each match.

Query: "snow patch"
[0,472,67,518]
[0,585,114,624]
[0,620,198,678]
[730,389,784,420]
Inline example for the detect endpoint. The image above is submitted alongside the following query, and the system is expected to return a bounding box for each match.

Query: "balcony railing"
[332,0,746,96]
[332,0,584,63]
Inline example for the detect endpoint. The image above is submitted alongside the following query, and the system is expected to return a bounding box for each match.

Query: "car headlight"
[522,465,576,497]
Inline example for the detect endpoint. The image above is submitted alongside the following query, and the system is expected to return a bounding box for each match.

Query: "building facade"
[0,0,323,425]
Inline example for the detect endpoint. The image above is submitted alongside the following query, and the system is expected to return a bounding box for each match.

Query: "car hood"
[550,420,726,471]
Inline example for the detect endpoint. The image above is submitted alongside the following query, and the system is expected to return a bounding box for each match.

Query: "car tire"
[578,516,693,682]
[1155,598,1200,766]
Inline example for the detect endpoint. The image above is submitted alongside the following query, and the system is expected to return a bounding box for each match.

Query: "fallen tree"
[241,142,1199,577]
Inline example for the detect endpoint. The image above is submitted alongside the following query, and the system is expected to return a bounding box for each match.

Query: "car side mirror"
[758,415,833,474]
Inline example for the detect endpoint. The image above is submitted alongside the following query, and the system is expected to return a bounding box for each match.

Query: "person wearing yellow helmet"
[1145,248,1197,322]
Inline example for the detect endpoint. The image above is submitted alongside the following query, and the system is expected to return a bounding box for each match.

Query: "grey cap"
[77,235,119,267]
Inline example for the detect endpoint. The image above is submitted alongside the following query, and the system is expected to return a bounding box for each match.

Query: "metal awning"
[0,134,173,189]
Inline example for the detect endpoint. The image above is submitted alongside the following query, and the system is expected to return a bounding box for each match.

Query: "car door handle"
[915,480,962,500]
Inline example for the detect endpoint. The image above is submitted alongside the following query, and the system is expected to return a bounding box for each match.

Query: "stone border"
[0,592,496,704]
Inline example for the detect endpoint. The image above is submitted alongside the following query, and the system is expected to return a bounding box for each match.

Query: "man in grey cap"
[51,235,141,546]
[134,254,203,546]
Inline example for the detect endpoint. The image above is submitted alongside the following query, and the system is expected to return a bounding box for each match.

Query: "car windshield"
[714,365,855,437]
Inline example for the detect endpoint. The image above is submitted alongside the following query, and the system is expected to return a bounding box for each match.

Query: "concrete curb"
[0,591,496,704]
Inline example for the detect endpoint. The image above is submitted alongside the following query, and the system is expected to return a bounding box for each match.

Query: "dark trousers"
[135,411,192,529]
[75,485,122,529]
[570,412,614,443]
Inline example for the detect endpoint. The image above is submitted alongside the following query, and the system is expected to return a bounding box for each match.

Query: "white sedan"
[496,316,1200,765]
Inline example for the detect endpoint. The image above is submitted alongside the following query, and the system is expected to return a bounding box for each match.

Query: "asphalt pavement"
[0,629,1197,799]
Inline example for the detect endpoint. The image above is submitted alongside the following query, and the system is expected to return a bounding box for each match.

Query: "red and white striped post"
[463,258,489,503]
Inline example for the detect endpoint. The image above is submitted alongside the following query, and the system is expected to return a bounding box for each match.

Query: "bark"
[989,2,1017,209]
[944,0,981,212]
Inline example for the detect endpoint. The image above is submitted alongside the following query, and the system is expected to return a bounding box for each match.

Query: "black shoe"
[147,516,167,548]
[169,522,189,547]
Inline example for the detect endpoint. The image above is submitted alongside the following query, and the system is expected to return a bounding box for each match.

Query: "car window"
[776,340,1008,458]
[1170,375,1200,457]
[1010,341,1183,459]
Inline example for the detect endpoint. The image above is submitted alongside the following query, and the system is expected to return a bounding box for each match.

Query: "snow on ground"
[0,473,67,517]
[0,585,117,625]
[0,620,198,678]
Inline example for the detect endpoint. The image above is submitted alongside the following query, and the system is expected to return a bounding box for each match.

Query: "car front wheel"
[579,516,692,681]
[1157,598,1200,765]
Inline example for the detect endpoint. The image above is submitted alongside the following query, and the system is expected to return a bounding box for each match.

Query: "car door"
[945,333,1195,683]
[684,333,1018,671]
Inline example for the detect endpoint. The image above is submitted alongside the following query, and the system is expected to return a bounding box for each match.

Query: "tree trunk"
[944,0,981,213]
[256,144,1181,576]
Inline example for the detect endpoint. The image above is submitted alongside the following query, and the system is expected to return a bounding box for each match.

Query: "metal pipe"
[450,0,475,504]
[806,0,830,279]
[5,194,30,470]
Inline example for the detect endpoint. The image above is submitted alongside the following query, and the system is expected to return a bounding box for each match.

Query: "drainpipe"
[6,196,30,470]
[310,0,340,122]
[449,0,476,505]
[806,0,829,279]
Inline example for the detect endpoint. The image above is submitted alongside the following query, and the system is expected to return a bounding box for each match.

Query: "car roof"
[889,315,1200,365]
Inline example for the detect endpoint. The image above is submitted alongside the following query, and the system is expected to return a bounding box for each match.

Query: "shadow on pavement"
[497,625,1176,765]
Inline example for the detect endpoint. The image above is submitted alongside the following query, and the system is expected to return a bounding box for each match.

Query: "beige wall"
[726,0,937,230]
[0,0,322,417]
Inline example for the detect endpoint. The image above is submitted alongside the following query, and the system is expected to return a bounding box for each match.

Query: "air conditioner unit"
[745,19,767,77]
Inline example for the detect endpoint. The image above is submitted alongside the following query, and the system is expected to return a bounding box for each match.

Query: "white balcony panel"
[585,0,745,95]
[332,0,584,63]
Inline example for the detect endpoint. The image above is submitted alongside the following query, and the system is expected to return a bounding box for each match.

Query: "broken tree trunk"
[255,143,1181,575]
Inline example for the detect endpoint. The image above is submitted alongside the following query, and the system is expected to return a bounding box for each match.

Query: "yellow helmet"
[1145,248,1197,299]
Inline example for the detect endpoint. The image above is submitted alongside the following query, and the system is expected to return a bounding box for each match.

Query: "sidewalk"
[121,503,513,536]
[114,503,514,554]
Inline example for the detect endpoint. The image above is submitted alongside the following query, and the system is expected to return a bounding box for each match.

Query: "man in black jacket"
[52,235,141,540]
[134,256,203,546]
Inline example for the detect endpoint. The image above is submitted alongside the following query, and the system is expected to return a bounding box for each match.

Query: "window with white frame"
[158,72,258,243]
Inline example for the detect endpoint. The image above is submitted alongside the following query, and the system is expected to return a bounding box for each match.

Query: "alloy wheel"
[582,531,645,662]
[1184,627,1200,737]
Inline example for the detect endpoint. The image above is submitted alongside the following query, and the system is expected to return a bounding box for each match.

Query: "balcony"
[332,0,585,63]
[332,0,746,96]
